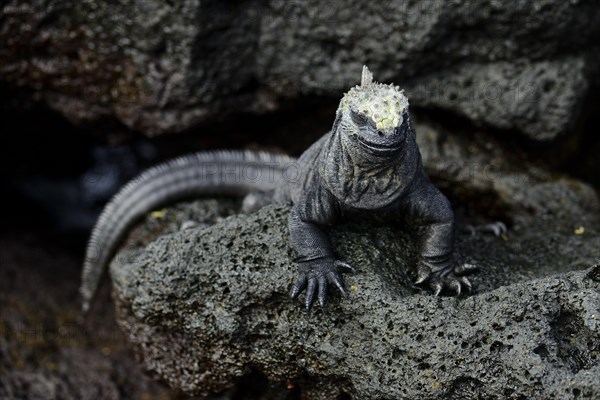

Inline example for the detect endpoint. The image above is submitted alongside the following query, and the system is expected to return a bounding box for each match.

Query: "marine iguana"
[81,66,485,313]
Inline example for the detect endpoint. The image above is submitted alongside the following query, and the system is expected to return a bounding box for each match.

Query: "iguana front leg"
[402,177,477,295]
[288,185,354,311]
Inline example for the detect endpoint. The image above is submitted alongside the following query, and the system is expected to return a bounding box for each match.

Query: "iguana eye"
[350,109,369,126]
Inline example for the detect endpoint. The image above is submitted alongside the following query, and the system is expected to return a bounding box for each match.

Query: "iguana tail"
[80,150,296,313]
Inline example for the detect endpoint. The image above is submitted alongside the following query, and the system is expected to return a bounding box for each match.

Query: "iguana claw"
[291,257,354,312]
[417,261,477,296]
[463,222,508,237]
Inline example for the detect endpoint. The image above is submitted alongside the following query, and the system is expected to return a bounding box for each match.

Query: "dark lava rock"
[102,120,600,399]
[258,1,600,142]
[405,58,591,141]
[0,0,260,135]
[2,0,599,139]
[109,195,600,398]
[414,119,600,228]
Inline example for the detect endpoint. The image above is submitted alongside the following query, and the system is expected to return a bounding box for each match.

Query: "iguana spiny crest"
[338,66,409,132]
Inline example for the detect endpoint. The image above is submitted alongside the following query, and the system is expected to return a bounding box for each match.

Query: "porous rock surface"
[2,0,599,139]
[110,197,600,399]
[405,58,590,141]
[414,119,600,228]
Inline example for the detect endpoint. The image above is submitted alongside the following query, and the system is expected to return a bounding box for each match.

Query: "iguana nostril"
[377,130,384,137]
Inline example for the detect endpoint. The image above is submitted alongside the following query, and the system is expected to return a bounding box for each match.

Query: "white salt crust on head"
[338,66,409,131]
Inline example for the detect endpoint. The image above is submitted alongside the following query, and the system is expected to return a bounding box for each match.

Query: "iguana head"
[335,66,411,158]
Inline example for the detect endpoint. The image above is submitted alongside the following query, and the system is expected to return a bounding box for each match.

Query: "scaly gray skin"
[80,66,478,314]
[277,66,477,311]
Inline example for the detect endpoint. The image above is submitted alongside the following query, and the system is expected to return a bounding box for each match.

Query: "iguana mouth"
[356,136,402,154]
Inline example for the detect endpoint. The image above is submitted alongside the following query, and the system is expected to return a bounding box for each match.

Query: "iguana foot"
[291,258,355,312]
[415,261,478,296]
[462,221,507,237]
